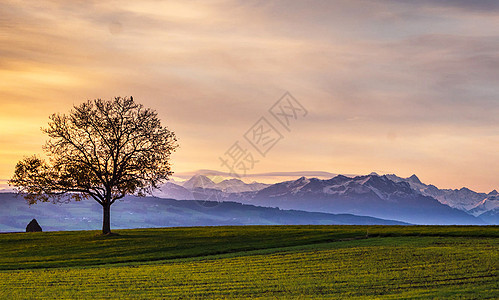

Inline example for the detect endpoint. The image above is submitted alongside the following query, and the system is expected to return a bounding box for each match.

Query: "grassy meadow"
[0,225,497,299]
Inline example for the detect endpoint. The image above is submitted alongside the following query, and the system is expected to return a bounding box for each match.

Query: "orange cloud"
[0,0,497,192]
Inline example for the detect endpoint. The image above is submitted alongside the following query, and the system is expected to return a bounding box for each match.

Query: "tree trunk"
[102,202,111,235]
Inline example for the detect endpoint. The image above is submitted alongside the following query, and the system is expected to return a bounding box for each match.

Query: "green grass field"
[0,226,497,299]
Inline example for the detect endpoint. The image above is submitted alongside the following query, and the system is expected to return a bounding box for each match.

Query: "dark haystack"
[26,219,42,232]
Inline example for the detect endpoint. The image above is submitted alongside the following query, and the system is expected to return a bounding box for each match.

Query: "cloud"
[0,0,497,191]
[394,0,499,13]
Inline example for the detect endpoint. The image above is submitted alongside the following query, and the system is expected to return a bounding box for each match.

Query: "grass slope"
[0,226,498,299]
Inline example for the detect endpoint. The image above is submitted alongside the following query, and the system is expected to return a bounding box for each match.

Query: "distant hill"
[0,193,406,232]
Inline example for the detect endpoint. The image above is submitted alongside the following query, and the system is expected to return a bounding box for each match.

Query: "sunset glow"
[0,0,498,192]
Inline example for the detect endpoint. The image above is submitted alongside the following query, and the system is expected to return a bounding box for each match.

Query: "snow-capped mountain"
[153,173,492,224]
[243,174,485,225]
[154,182,195,200]
[178,175,270,193]
[216,178,269,193]
[181,175,218,190]
[152,175,270,201]
[468,190,499,217]
[385,174,489,211]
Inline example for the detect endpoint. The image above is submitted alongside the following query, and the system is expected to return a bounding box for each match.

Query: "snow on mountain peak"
[288,177,310,193]
[468,194,499,216]
[407,174,422,184]
[295,176,308,183]
[182,175,216,190]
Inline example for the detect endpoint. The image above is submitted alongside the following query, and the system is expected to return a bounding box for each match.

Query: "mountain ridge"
[3,171,495,228]
[159,173,490,225]
[241,174,484,225]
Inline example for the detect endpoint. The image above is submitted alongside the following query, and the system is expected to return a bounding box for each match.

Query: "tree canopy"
[10,96,178,234]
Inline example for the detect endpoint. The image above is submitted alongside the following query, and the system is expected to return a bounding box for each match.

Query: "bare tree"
[9,97,178,234]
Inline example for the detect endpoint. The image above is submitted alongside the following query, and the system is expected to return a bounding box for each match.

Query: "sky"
[0,0,498,192]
